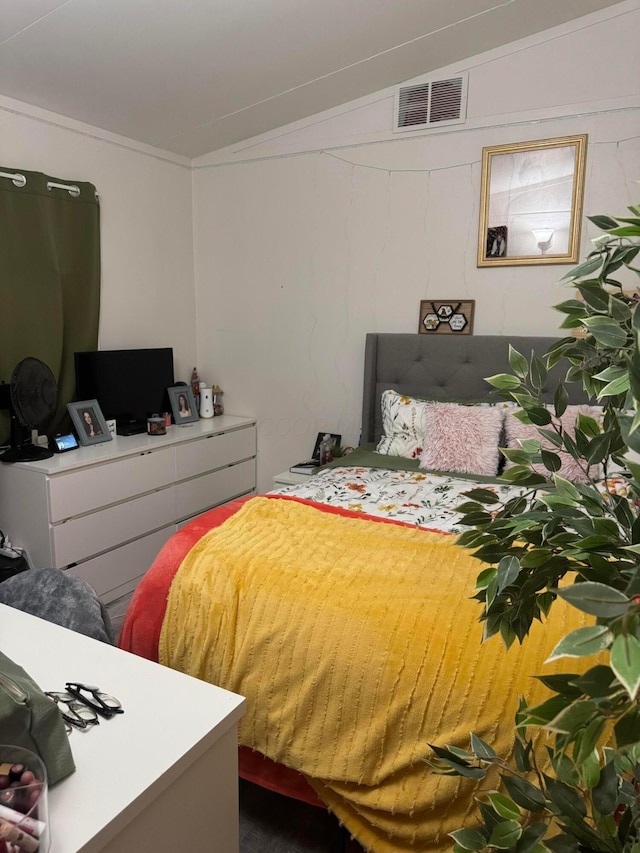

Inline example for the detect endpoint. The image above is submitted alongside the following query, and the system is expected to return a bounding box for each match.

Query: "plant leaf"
[543,775,587,820]
[514,823,547,853]
[489,820,522,849]
[546,625,613,661]
[547,699,598,735]
[588,214,621,231]
[486,373,522,391]
[470,732,498,761]
[509,346,529,380]
[530,354,548,391]
[487,791,521,820]
[500,774,545,812]
[581,317,628,348]
[496,556,520,593]
[610,633,640,700]
[592,760,618,815]
[576,283,610,313]
[572,665,618,698]
[614,703,640,747]
[463,488,502,505]
[561,256,604,281]
[556,582,629,618]
[449,828,488,851]
[554,384,568,418]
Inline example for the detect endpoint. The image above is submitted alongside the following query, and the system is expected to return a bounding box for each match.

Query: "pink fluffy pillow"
[504,405,602,481]
[419,403,503,476]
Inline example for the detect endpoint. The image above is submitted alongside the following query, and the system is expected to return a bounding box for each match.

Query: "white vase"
[199,387,214,418]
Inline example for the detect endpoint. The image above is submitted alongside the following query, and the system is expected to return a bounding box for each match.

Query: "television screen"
[74,348,175,435]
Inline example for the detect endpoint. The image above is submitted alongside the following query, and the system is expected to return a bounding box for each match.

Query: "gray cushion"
[0,568,115,644]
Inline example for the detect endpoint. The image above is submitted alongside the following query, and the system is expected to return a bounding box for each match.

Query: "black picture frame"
[485,225,508,259]
[67,400,112,446]
[167,385,199,425]
[311,432,341,460]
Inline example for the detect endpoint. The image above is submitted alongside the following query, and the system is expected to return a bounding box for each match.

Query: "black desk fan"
[0,357,57,462]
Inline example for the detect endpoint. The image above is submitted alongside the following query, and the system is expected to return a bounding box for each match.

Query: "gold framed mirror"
[477,134,587,267]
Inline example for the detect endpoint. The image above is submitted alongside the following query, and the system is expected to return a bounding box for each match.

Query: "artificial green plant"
[429,206,640,853]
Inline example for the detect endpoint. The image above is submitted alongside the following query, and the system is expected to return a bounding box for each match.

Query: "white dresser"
[0,416,256,607]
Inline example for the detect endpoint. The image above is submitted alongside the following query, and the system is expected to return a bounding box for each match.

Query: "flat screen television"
[74,348,175,435]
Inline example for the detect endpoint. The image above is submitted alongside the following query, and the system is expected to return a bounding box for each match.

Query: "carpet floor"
[239,779,365,853]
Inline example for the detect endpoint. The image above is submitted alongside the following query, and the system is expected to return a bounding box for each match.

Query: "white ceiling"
[0,0,624,159]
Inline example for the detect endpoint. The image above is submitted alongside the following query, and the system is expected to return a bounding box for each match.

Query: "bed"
[120,333,592,852]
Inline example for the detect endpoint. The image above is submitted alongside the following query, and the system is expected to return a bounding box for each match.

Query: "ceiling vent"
[393,72,468,133]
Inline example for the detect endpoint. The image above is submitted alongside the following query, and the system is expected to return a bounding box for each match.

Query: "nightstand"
[272,469,316,488]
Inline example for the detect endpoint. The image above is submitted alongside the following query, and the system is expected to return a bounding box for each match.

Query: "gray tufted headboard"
[361,333,586,444]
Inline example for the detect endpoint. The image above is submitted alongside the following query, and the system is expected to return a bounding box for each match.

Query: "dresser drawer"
[175,459,256,520]
[175,426,256,481]
[52,487,175,566]
[48,448,175,522]
[67,526,175,601]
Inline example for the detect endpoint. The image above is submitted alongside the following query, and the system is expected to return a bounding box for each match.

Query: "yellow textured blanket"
[159,497,593,852]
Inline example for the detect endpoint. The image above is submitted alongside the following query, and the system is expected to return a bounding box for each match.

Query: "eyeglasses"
[46,683,124,734]
[64,683,124,720]
[45,691,100,731]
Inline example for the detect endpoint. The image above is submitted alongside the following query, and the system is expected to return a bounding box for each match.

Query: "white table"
[0,605,246,852]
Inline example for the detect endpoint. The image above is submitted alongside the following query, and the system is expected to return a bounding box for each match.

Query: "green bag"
[0,651,75,785]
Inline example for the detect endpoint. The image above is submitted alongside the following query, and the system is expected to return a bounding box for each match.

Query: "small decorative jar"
[212,385,224,417]
[146,415,167,436]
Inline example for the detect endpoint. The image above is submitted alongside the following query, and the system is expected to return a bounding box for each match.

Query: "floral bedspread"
[270,465,522,534]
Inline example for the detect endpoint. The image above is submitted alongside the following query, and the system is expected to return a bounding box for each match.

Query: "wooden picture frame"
[419,300,475,335]
[167,385,199,424]
[477,134,587,267]
[67,399,112,446]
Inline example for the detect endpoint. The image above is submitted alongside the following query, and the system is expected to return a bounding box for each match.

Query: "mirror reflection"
[477,135,587,267]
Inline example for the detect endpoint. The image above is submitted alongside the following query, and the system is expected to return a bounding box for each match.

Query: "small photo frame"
[486,225,508,259]
[419,300,475,335]
[67,400,112,446]
[167,386,199,424]
[311,432,342,460]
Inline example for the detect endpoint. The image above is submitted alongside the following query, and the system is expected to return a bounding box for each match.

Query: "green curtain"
[0,167,100,443]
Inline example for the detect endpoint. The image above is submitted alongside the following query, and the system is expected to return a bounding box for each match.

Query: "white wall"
[192,2,640,492]
[2,3,638,495]
[0,97,197,384]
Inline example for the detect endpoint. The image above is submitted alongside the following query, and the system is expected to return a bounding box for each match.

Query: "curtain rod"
[0,170,26,187]
[0,170,98,199]
[47,181,80,197]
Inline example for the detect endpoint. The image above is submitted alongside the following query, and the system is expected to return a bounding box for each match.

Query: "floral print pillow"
[376,390,431,459]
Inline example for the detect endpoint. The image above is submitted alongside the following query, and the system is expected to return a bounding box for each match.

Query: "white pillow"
[376,390,430,459]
